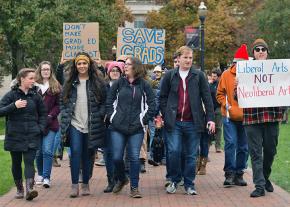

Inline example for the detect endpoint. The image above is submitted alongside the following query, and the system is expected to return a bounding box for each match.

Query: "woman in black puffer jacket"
[60,52,106,198]
[106,57,155,198]
[0,68,47,201]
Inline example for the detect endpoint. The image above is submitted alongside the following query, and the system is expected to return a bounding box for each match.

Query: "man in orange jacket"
[216,44,249,187]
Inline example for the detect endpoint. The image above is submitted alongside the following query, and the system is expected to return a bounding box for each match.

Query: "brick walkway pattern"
[0,147,289,207]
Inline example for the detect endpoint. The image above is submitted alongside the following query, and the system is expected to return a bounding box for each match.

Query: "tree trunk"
[10,40,25,79]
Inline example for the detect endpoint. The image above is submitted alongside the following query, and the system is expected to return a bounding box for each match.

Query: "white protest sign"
[117,27,165,65]
[236,59,290,108]
[63,22,99,59]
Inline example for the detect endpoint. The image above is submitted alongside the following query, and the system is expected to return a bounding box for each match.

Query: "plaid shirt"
[243,107,283,125]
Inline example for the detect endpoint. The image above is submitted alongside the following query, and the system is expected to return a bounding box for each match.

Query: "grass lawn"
[0,141,13,196]
[271,121,290,192]
[0,117,5,135]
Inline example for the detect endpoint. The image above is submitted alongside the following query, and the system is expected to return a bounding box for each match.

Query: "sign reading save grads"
[236,59,290,108]
[117,27,165,65]
[63,22,99,59]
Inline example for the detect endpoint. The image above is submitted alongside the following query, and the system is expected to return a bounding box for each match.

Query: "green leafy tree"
[0,0,133,79]
[146,0,263,70]
[255,0,290,58]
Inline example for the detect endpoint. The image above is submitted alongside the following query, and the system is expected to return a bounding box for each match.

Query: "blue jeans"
[103,128,115,181]
[199,131,209,158]
[165,121,201,189]
[111,130,144,188]
[69,125,93,184]
[148,120,155,159]
[53,129,61,155]
[223,117,248,174]
[36,130,56,179]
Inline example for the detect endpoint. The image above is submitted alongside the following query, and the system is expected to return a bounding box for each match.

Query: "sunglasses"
[254,47,267,52]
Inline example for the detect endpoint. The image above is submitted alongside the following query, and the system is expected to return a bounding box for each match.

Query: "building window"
[134,20,145,28]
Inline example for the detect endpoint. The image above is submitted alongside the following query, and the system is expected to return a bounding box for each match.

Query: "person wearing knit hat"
[216,44,249,189]
[107,61,124,83]
[251,38,269,54]
[251,38,269,60]
[243,38,283,198]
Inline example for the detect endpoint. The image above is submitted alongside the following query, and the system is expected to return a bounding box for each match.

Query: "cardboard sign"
[236,59,290,108]
[117,27,165,65]
[63,22,99,59]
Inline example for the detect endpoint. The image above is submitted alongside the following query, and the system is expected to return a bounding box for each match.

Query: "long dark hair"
[62,52,105,103]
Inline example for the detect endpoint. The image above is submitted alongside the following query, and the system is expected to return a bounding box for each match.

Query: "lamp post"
[112,45,117,61]
[198,1,207,71]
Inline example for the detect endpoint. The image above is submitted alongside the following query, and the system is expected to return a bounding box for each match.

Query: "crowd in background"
[0,38,288,201]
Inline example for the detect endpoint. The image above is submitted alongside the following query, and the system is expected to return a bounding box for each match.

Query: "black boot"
[25,178,38,201]
[223,172,235,187]
[265,180,274,192]
[140,158,146,173]
[234,173,247,186]
[14,179,24,199]
[103,176,115,193]
[250,188,265,197]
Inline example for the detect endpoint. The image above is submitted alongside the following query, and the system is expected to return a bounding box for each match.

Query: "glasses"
[111,69,120,73]
[254,47,267,52]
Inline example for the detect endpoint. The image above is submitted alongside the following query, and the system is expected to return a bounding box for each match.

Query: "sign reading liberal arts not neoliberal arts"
[236,59,290,108]
[63,22,99,59]
[117,27,165,65]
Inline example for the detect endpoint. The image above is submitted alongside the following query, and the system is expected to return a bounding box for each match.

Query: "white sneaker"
[35,175,43,185]
[43,178,51,188]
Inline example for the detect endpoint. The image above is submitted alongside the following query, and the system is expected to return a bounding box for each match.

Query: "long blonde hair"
[35,61,61,94]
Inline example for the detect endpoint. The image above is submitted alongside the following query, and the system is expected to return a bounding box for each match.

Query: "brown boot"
[53,156,61,167]
[25,178,38,201]
[198,157,207,175]
[195,156,201,174]
[70,184,79,198]
[14,179,24,199]
[81,183,90,196]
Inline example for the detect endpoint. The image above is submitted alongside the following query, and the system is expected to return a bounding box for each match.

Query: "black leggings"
[10,149,36,180]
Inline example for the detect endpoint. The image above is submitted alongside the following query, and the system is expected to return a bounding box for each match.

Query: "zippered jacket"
[106,77,156,135]
[160,67,214,132]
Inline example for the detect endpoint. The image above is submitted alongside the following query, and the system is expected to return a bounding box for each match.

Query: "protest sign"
[63,22,99,59]
[117,27,165,65]
[236,59,290,108]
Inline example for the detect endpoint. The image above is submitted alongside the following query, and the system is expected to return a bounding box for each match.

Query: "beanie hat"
[153,65,162,72]
[107,61,124,74]
[251,38,269,53]
[233,44,249,62]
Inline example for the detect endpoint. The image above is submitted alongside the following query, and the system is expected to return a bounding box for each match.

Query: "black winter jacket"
[160,68,214,132]
[0,86,47,151]
[60,78,107,149]
[106,77,156,135]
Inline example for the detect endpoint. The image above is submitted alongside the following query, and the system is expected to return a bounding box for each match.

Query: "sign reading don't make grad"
[117,27,165,65]
[63,22,99,59]
[236,59,290,108]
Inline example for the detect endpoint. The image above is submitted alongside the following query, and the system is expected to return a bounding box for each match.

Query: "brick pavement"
[0,147,289,207]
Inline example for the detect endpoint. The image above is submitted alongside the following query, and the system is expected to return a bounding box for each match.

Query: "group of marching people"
[0,38,285,201]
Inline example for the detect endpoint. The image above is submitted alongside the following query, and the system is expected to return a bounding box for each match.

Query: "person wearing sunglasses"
[243,39,284,198]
